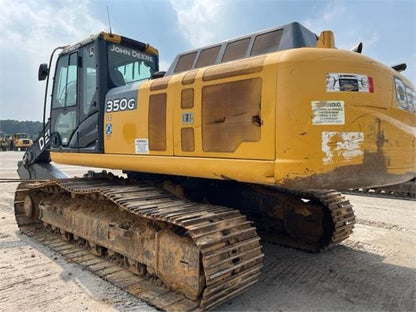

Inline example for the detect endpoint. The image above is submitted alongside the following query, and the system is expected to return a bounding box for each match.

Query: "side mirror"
[38,63,49,81]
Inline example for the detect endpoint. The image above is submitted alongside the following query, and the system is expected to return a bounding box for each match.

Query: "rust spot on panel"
[252,115,263,127]
[375,118,386,151]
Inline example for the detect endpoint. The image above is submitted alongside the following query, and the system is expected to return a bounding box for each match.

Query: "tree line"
[0,120,43,139]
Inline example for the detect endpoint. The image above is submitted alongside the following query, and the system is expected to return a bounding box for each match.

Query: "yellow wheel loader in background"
[12,133,33,151]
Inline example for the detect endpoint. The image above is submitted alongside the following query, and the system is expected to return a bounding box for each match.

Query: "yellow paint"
[102,32,121,44]
[51,152,276,185]
[55,37,415,190]
[105,55,276,160]
[274,48,415,185]
[145,45,159,56]
[315,31,336,49]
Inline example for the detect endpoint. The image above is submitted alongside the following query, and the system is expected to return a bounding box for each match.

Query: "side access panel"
[104,55,277,161]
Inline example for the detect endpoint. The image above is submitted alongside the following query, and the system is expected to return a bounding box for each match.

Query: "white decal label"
[182,112,194,124]
[312,101,345,125]
[106,97,136,113]
[326,73,374,93]
[322,132,364,165]
[135,138,149,154]
[394,76,416,112]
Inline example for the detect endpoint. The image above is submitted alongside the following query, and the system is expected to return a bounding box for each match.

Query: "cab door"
[50,52,79,148]
[74,43,100,150]
[50,44,100,151]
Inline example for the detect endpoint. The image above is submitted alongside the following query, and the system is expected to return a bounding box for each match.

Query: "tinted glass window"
[174,52,197,73]
[251,29,283,56]
[222,38,251,63]
[82,45,97,116]
[108,43,157,86]
[195,45,221,68]
[52,53,78,108]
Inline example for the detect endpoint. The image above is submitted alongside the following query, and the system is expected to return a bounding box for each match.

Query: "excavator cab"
[41,33,159,153]
[18,33,159,179]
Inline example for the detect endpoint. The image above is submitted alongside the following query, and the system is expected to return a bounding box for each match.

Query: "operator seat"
[110,69,126,87]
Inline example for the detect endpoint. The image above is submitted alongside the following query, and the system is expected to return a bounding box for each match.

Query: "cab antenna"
[107,4,112,35]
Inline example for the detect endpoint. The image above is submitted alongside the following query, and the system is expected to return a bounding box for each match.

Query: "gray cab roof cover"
[166,22,318,76]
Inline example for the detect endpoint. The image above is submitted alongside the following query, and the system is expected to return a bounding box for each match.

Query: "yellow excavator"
[14,22,415,310]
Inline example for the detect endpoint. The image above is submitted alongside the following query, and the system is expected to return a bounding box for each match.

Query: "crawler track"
[14,177,263,311]
[13,174,356,310]
[196,183,356,252]
[254,189,356,252]
[313,190,356,248]
[345,178,416,200]
[345,179,416,200]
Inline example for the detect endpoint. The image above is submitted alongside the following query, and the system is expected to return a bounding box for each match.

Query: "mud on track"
[1,151,415,311]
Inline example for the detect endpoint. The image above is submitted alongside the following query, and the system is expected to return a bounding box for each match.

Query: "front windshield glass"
[108,43,157,87]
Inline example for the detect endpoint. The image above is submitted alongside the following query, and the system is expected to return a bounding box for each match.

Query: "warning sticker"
[312,101,345,125]
[135,138,149,154]
[326,73,374,93]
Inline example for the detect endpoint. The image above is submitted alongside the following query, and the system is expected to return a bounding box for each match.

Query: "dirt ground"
[0,151,415,311]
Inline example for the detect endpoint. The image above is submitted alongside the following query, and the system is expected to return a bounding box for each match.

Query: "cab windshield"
[108,43,157,87]
[16,133,29,139]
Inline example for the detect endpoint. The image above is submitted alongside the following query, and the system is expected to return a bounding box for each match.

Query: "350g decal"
[106,97,136,112]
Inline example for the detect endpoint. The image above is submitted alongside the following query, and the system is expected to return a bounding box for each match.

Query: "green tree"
[0,120,42,139]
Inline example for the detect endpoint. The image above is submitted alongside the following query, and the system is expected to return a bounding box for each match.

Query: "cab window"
[108,44,157,87]
[51,52,78,146]
[81,45,97,117]
[52,53,78,108]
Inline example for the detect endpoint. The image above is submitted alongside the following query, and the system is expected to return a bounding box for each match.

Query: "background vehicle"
[0,132,8,151]
[12,133,33,151]
[14,22,415,310]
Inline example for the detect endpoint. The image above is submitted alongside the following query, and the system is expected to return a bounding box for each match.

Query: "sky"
[0,0,415,121]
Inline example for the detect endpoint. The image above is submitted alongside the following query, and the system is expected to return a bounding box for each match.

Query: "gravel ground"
[1,151,415,311]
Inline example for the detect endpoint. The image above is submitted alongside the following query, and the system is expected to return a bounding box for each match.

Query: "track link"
[14,177,263,311]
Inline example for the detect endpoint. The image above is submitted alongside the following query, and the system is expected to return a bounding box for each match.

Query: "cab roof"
[62,32,158,56]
